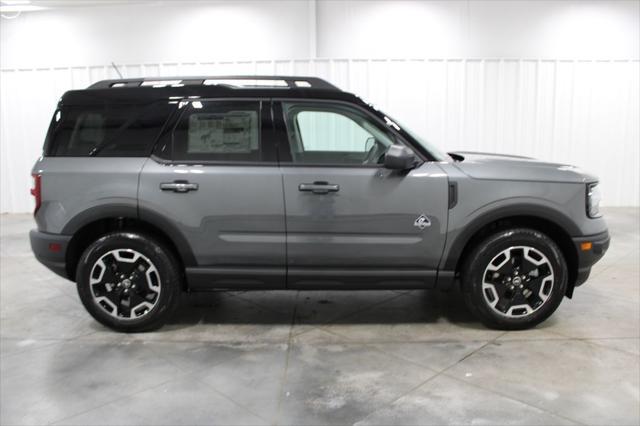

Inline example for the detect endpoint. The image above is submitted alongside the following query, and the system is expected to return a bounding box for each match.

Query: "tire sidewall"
[76,232,180,332]
[463,228,568,329]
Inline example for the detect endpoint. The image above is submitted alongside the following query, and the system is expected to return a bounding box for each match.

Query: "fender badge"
[414,214,431,230]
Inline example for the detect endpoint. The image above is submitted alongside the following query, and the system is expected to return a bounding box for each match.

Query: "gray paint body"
[30,90,608,291]
[438,153,607,272]
[33,157,144,234]
[447,152,605,238]
[280,163,449,288]
[32,150,607,289]
[281,163,448,267]
[138,160,287,268]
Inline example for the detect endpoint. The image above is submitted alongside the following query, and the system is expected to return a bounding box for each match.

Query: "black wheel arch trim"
[138,207,197,266]
[61,204,138,235]
[61,204,197,268]
[442,203,582,271]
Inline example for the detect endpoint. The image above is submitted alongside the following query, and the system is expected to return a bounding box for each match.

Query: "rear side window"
[46,102,175,157]
[171,100,262,162]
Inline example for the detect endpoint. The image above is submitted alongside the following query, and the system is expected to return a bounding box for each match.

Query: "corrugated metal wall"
[1,58,638,212]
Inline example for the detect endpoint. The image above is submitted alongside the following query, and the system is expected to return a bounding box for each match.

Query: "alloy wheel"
[482,245,555,317]
[89,249,161,320]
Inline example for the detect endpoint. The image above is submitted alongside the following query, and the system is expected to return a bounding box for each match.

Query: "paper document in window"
[187,111,258,154]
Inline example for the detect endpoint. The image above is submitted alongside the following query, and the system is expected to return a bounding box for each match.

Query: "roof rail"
[87,75,340,91]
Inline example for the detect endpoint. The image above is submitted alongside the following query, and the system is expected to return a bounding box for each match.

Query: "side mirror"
[383,144,417,170]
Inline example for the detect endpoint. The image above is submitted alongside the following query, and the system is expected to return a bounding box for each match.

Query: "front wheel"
[76,232,182,332]
[461,228,568,330]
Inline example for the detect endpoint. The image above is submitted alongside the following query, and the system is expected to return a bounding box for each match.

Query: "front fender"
[440,199,581,271]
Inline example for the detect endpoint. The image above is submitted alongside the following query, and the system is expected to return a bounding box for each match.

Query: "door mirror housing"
[383,145,418,170]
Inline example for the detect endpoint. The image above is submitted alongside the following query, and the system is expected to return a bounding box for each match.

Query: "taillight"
[30,173,41,214]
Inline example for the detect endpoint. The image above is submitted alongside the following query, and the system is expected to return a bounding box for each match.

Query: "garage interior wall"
[1,0,638,212]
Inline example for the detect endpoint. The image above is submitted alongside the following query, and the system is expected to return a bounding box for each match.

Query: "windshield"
[385,115,450,161]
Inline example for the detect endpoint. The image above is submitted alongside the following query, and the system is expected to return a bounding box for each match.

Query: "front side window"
[172,101,261,162]
[282,102,397,166]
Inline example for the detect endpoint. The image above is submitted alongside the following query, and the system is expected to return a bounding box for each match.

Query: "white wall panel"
[1,58,638,212]
[317,0,640,59]
[0,1,314,69]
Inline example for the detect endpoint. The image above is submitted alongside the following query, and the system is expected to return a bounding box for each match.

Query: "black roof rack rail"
[87,75,340,91]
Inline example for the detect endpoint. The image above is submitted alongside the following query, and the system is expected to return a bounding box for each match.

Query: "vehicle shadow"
[163,288,489,330]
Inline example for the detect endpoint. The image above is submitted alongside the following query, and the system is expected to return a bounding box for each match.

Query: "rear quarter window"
[46,102,175,157]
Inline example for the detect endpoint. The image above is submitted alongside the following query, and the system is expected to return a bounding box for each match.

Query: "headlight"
[587,183,602,218]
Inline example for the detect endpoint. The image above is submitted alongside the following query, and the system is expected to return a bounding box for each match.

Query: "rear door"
[138,99,286,289]
[275,100,449,288]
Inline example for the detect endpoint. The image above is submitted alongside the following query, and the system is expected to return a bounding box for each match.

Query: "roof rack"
[88,75,340,91]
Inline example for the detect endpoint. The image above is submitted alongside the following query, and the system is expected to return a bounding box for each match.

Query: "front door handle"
[298,181,340,194]
[160,181,199,193]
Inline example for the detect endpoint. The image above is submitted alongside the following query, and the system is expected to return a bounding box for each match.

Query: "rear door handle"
[160,181,199,193]
[298,181,340,194]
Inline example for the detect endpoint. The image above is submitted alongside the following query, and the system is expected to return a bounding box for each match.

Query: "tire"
[76,231,182,332]
[461,228,568,330]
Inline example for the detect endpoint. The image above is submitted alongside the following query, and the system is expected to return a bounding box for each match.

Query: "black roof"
[61,76,362,106]
[55,75,440,161]
[88,76,339,90]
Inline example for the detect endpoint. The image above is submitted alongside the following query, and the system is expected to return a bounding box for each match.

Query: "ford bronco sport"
[30,76,610,332]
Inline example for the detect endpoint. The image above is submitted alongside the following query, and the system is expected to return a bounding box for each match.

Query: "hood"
[449,151,598,184]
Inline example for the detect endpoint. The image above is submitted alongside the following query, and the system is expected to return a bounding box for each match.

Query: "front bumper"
[29,229,72,279]
[572,230,610,287]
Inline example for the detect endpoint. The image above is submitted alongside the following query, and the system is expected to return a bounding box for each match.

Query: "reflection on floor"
[1,208,638,425]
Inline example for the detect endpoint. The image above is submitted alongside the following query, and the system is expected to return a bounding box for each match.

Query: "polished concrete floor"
[1,208,638,425]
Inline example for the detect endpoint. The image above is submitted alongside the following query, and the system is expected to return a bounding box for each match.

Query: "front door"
[138,99,286,289]
[275,100,449,288]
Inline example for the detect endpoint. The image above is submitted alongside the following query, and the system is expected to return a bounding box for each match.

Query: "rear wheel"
[76,232,182,332]
[461,228,568,330]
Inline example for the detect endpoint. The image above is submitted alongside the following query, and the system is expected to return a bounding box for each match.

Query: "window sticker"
[187,111,258,154]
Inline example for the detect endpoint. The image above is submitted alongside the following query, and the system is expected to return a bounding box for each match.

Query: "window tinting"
[172,101,261,162]
[296,111,373,152]
[282,102,396,166]
[47,102,175,157]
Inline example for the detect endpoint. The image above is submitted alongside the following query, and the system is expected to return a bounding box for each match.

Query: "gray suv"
[30,76,610,332]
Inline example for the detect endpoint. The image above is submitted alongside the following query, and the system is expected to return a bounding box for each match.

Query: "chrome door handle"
[298,182,340,194]
[160,181,199,193]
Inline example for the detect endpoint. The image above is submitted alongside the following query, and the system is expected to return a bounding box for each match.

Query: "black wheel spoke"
[89,249,160,321]
[483,245,554,318]
[130,291,147,311]
[526,292,544,310]
[523,277,545,309]
[495,297,512,314]
[526,276,544,294]
[104,254,121,275]
[126,258,148,278]
[536,263,552,278]
[90,256,119,298]
[520,258,538,276]
[496,260,514,275]
[95,287,124,316]
[484,270,505,285]
[511,250,524,270]
[120,291,143,318]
